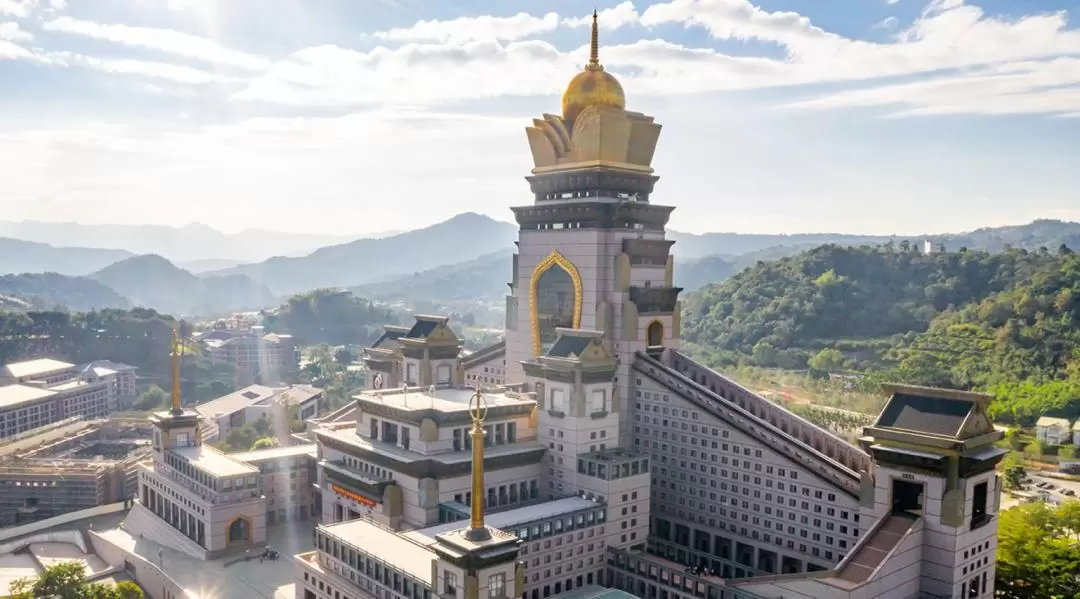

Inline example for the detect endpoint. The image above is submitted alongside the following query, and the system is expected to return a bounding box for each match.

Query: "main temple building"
[296,14,1005,599]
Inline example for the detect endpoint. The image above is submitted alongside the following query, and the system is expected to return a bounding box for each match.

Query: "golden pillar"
[170,327,183,414]
[466,384,491,541]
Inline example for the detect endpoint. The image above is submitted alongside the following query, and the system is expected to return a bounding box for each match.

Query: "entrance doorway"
[891,479,924,515]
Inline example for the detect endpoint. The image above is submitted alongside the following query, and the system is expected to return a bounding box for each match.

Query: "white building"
[195,383,322,442]
[0,358,137,438]
[1035,416,1071,445]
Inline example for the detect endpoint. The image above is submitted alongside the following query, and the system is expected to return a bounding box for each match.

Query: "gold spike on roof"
[561,9,625,126]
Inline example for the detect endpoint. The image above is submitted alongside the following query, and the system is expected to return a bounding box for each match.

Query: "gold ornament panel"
[529,250,583,357]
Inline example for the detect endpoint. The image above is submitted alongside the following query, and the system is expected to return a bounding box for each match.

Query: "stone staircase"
[120,502,207,561]
[836,513,919,584]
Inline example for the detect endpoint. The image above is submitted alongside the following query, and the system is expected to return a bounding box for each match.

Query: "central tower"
[504,12,683,445]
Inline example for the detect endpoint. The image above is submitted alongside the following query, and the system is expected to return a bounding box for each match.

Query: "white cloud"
[874,16,898,29]
[0,38,30,58]
[0,110,527,233]
[0,0,34,17]
[887,0,901,5]
[71,54,220,84]
[373,12,560,43]
[0,21,31,41]
[43,16,269,71]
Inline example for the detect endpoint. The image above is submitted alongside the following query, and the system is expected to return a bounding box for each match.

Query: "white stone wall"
[636,373,860,573]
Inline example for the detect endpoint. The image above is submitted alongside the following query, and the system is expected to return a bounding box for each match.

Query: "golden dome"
[561,11,625,125]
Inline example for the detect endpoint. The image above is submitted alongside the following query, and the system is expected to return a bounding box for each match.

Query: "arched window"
[647,321,664,347]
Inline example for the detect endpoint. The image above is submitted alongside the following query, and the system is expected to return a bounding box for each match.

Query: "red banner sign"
[331,484,377,508]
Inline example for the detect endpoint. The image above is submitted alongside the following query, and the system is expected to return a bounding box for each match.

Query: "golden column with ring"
[466,383,491,540]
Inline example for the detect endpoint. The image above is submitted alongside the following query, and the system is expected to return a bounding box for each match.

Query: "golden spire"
[561,8,625,124]
[588,9,600,70]
[466,383,490,541]
[170,327,183,414]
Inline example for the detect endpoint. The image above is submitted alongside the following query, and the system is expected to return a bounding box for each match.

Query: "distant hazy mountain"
[0,237,134,276]
[215,213,519,295]
[0,273,131,311]
[0,221,360,263]
[668,219,1080,259]
[352,249,514,302]
[179,258,248,274]
[90,255,277,316]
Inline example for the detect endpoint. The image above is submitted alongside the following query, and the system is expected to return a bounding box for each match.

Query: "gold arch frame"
[225,515,253,544]
[530,250,583,356]
[646,319,664,347]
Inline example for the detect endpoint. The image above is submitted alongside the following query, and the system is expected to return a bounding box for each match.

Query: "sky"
[2,0,1080,236]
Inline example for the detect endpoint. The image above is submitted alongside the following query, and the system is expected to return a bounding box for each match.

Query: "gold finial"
[170,327,182,414]
[588,9,600,69]
[466,383,491,540]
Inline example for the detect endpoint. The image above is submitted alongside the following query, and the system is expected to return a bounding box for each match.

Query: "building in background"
[0,417,153,526]
[0,358,138,439]
[229,444,318,524]
[197,326,299,386]
[195,383,322,443]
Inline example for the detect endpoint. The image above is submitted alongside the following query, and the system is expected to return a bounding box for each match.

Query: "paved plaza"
[97,518,314,599]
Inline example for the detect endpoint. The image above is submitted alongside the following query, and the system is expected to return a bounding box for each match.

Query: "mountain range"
[1,214,1079,318]
[0,220,362,263]
[210,212,520,295]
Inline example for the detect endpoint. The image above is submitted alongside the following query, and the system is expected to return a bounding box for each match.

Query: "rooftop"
[0,384,58,410]
[320,426,544,465]
[321,518,436,583]
[876,391,974,438]
[194,384,279,417]
[51,379,92,392]
[403,497,600,545]
[356,385,533,415]
[1,358,75,380]
[229,443,317,463]
[172,445,259,478]
[1037,416,1071,428]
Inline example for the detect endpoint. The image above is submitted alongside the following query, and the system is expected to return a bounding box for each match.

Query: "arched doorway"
[227,516,251,545]
[646,321,664,347]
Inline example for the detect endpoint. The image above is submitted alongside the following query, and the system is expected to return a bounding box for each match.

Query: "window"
[406,362,418,384]
[971,481,989,529]
[590,389,606,414]
[437,364,452,384]
[443,571,457,595]
[550,388,566,413]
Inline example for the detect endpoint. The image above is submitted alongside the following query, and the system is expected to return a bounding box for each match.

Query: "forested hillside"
[684,244,1080,423]
[261,289,402,346]
[0,273,131,311]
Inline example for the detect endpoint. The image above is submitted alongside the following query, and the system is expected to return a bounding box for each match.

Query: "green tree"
[7,561,138,599]
[1000,452,1026,489]
[751,341,777,367]
[1059,444,1077,459]
[115,581,145,599]
[252,437,278,450]
[1004,427,1023,451]
[808,348,845,372]
[996,501,1080,598]
[1023,440,1044,458]
[132,385,169,411]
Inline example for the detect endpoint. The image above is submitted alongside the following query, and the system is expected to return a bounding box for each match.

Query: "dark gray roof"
[371,328,407,348]
[547,335,592,358]
[877,392,974,437]
[405,319,439,339]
